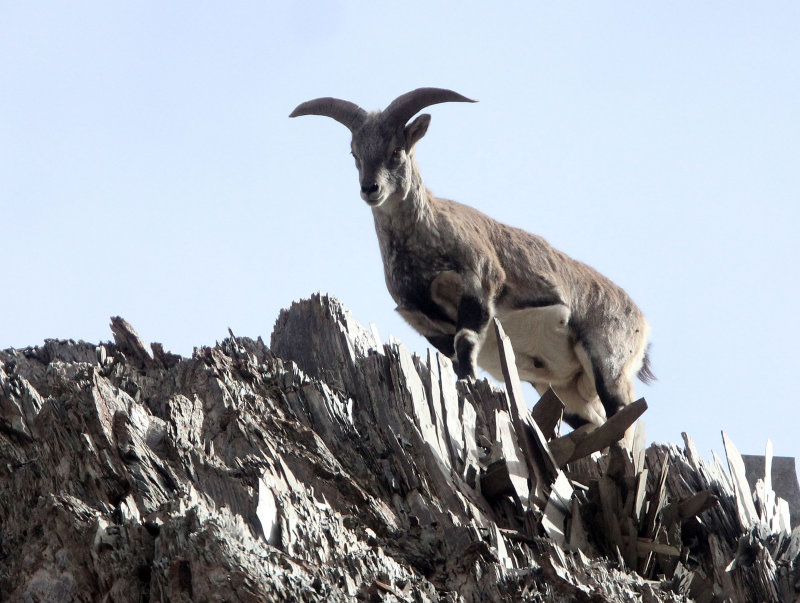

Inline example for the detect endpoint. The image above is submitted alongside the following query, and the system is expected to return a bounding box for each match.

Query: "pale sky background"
[2,2,799,463]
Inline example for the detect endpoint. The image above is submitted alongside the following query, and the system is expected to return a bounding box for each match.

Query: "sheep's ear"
[404,114,431,151]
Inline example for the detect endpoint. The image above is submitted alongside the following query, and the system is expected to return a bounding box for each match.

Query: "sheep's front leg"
[424,334,455,358]
[454,294,491,380]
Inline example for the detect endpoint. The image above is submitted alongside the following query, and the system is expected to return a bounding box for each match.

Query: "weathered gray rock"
[0,293,797,602]
[743,454,800,529]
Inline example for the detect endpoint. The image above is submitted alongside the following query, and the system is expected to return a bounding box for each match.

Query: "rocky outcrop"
[0,294,798,601]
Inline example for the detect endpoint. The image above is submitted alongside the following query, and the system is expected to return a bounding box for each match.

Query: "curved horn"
[289,97,367,131]
[382,87,477,127]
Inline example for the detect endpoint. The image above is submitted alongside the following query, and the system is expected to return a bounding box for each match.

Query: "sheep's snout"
[361,182,379,196]
[360,182,385,205]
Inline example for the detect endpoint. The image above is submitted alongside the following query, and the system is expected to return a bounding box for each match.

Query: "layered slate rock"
[0,294,797,602]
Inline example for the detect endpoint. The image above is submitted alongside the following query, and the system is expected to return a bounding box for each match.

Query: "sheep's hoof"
[454,362,476,381]
[455,369,478,384]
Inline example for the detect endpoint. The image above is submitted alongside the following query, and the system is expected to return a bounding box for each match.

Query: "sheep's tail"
[637,346,656,385]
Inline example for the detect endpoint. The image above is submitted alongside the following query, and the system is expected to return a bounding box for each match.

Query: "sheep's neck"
[371,165,432,242]
[370,162,440,301]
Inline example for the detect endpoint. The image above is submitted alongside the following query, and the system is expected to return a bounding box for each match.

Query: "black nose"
[361,183,379,195]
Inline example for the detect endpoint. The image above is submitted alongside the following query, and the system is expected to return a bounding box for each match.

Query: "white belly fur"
[479,305,578,382]
[477,305,606,424]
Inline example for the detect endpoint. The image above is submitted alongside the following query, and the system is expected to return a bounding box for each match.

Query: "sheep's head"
[290,88,476,208]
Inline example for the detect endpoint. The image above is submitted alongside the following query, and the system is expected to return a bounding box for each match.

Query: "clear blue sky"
[2,2,799,462]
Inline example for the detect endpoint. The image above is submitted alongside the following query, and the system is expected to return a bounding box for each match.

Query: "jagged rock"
[743,453,800,530]
[0,293,797,602]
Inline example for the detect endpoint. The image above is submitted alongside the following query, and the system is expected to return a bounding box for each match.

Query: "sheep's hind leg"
[581,346,638,449]
[547,376,607,434]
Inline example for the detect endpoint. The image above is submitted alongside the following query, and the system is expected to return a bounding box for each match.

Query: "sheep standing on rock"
[290,87,653,442]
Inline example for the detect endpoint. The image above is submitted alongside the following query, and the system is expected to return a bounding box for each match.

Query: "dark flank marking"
[425,334,455,358]
[512,297,564,309]
[495,278,563,308]
[563,413,592,430]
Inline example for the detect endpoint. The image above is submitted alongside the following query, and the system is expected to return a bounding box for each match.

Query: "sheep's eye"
[351,151,360,162]
[392,147,403,157]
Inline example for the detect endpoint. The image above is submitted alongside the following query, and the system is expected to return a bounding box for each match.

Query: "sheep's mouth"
[362,193,386,207]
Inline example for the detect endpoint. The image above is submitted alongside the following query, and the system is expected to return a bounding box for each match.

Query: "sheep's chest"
[380,236,462,331]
